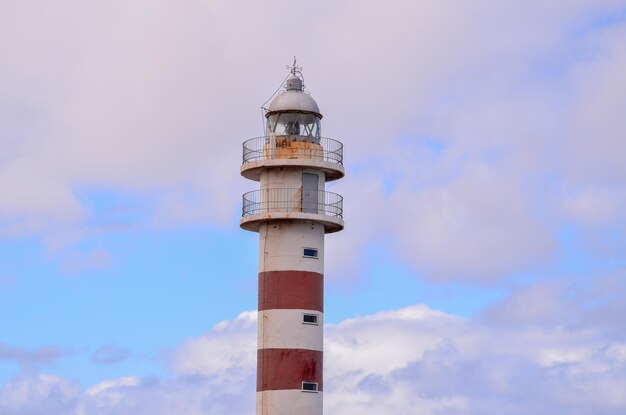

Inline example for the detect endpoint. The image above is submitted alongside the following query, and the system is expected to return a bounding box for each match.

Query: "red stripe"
[257,348,323,391]
[258,271,323,312]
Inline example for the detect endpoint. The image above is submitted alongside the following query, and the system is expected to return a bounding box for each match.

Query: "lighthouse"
[240,63,344,415]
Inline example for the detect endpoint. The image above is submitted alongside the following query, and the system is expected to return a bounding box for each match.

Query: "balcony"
[240,136,345,182]
[240,188,344,233]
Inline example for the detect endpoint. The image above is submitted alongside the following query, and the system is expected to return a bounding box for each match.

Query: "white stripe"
[258,309,323,351]
[257,390,322,415]
[259,222,325,274]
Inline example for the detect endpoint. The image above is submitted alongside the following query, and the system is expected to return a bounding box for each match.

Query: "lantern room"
[265,73,322,142]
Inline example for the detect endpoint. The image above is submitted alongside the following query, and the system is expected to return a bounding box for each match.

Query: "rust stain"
[297,188,302,211]
[264,138,324,160]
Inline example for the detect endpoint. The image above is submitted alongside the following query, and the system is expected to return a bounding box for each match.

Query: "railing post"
[269,135,276,160]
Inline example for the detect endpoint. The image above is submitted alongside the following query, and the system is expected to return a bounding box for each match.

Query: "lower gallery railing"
[242,188,343,219]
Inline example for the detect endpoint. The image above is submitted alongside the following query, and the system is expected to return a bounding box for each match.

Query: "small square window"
[303,248,318,258]
[302,382,318,392]
[303,314,319,325]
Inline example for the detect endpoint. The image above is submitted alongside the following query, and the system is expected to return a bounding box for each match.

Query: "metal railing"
[242,188,343,219]
[242,136,343,165]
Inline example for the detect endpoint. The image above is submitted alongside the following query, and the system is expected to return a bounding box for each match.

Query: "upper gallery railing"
[242,136,343,165]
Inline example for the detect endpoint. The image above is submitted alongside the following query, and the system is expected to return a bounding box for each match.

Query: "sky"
[1,0,626,413]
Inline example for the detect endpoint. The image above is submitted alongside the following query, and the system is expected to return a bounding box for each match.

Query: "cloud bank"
[2,271,625,414]
[2,0,626,282]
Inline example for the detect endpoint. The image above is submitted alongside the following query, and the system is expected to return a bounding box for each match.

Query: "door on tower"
[302,173,319,214]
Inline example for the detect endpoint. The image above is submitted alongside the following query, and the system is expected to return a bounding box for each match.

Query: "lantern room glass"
[266,112,321,141]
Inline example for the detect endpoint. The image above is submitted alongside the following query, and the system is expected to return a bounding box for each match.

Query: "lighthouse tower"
[240,63,344,415]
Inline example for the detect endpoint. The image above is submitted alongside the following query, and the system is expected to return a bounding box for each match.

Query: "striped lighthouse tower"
[240,62,344,415]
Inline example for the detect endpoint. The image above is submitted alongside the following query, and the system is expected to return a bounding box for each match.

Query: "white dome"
[267,89,321,116]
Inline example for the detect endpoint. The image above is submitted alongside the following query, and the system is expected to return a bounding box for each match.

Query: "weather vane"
[287,56,302,76]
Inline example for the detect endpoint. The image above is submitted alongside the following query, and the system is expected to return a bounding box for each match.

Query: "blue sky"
[2,1,626,414]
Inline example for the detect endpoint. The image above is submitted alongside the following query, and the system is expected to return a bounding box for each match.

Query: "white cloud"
[171,311,257,392]
[0,344,64,370]
[90,345,131,366]
[566,21,626,185]
[562,187,624,224]
[389,162,553,281]
[85,377,139,396]
[326,305,461,376]
[84,377,139,410]
[0,374,79,415]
